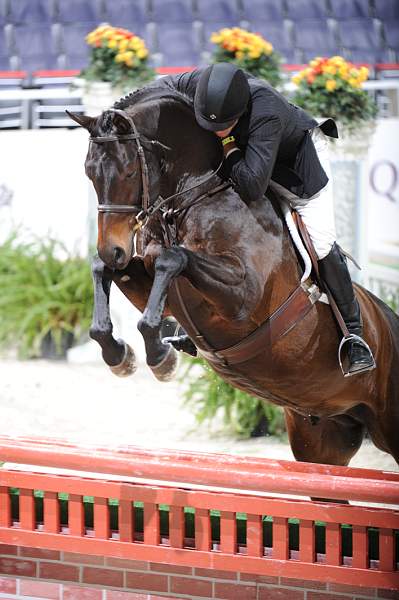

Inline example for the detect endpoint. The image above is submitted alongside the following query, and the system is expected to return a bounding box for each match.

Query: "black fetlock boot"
[318,243,375,375]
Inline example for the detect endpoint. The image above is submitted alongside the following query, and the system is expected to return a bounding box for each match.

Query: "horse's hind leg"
[138,246,188,381]
[90,255,137,377]
[285,408,366,466]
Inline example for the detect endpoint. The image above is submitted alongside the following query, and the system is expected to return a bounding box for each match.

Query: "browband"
[97,204,141,213]
[90,133,140,143]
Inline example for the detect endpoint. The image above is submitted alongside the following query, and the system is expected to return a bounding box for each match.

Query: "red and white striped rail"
[0,435,398,591]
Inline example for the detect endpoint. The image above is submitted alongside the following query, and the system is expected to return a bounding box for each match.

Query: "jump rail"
[0,435,398,590]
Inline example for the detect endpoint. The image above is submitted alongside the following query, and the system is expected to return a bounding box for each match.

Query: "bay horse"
[67,85,399,468]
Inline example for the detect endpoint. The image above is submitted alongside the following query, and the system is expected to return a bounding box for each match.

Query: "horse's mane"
[113,85,194,113]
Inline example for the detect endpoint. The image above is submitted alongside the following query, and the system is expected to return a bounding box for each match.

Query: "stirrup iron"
[338,334,376,377]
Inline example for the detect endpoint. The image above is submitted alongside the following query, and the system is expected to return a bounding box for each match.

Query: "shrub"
[0,233,93,358]
[181,355,286,438]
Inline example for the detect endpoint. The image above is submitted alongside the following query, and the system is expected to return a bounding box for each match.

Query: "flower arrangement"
[81,24,155,89]
[292,56,377,132]
[210,27,282,87]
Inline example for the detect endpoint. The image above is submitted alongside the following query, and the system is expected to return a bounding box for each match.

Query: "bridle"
[90,108,226,232]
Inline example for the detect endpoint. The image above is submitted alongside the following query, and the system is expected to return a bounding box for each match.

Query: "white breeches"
[270,128,337,260]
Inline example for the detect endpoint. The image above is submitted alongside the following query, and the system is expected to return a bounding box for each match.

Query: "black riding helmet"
[194,63,250,131]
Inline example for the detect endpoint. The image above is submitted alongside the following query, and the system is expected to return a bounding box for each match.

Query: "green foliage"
[0,232,94,358]
[180,355,286,438]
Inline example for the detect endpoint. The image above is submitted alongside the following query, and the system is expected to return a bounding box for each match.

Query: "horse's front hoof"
[149,346,179,382]
[109,342,137,377]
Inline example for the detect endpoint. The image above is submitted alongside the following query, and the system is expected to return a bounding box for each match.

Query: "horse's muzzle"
[99,244,130,271]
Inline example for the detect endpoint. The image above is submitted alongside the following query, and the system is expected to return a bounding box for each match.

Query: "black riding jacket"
[156,69,338,205]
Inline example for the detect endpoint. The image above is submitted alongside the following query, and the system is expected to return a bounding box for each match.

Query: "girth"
[169,277,320,367]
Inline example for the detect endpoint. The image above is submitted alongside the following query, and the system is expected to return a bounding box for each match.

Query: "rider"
[156,62,375,375]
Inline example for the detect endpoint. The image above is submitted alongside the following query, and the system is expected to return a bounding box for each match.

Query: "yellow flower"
[136,47,148,59]
[292,74,301,85]
[129,37,142,50]
[263,41,273,55]
[359,66,369,81]
[326,79,337,92]
[108,38,118,49]
[322,64,337,75]
[118,38,129,52]
[236,50,244,60]
[248,48,261,59]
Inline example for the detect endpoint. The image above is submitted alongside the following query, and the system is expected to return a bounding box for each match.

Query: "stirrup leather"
[338,334,376,377]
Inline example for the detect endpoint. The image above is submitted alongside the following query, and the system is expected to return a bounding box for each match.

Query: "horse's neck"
[156,102,220,197]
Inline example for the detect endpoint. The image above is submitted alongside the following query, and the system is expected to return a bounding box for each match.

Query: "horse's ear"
[66,110,96,131]
[112,111,132,135]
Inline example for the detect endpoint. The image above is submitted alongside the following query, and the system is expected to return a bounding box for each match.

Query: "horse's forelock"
[98,111,116,135]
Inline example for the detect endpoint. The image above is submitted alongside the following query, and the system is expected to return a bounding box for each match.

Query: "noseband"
[90,108,226,230]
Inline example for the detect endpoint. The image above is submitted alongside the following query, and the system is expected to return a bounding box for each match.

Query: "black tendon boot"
[318,243,375,375]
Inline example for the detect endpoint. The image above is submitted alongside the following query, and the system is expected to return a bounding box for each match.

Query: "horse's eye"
[126,171,136,179]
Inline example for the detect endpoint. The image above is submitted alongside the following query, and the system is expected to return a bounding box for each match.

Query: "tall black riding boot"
[318,242,375,375]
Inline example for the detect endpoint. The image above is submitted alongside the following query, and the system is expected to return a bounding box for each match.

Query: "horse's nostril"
[113,246,126,266]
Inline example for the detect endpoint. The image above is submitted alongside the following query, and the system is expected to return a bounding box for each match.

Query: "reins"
[90,108,227,231]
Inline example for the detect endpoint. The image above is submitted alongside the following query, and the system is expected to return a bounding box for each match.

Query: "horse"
[67,85,399,468]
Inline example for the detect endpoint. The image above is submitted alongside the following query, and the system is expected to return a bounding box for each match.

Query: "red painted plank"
[195,508,211,551]
[5,435,399,483]
[0,487,11,528]
[68,494,85,537]
[19,489,35,531]
[94,498,109,540]
[220,511,237,554]
[299,520,315,563]
[118,500,133,543]
[33,69,80,77]
[325,522,341,566]
[144,503,159,546]
[246,514,263,557]
[1,436,398,504]
[352,525,368,569]
[0,71,27,78]
[169,506,184,549]
[379,528,395,572]
[44,492,60,534]
[273,516,289,560]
